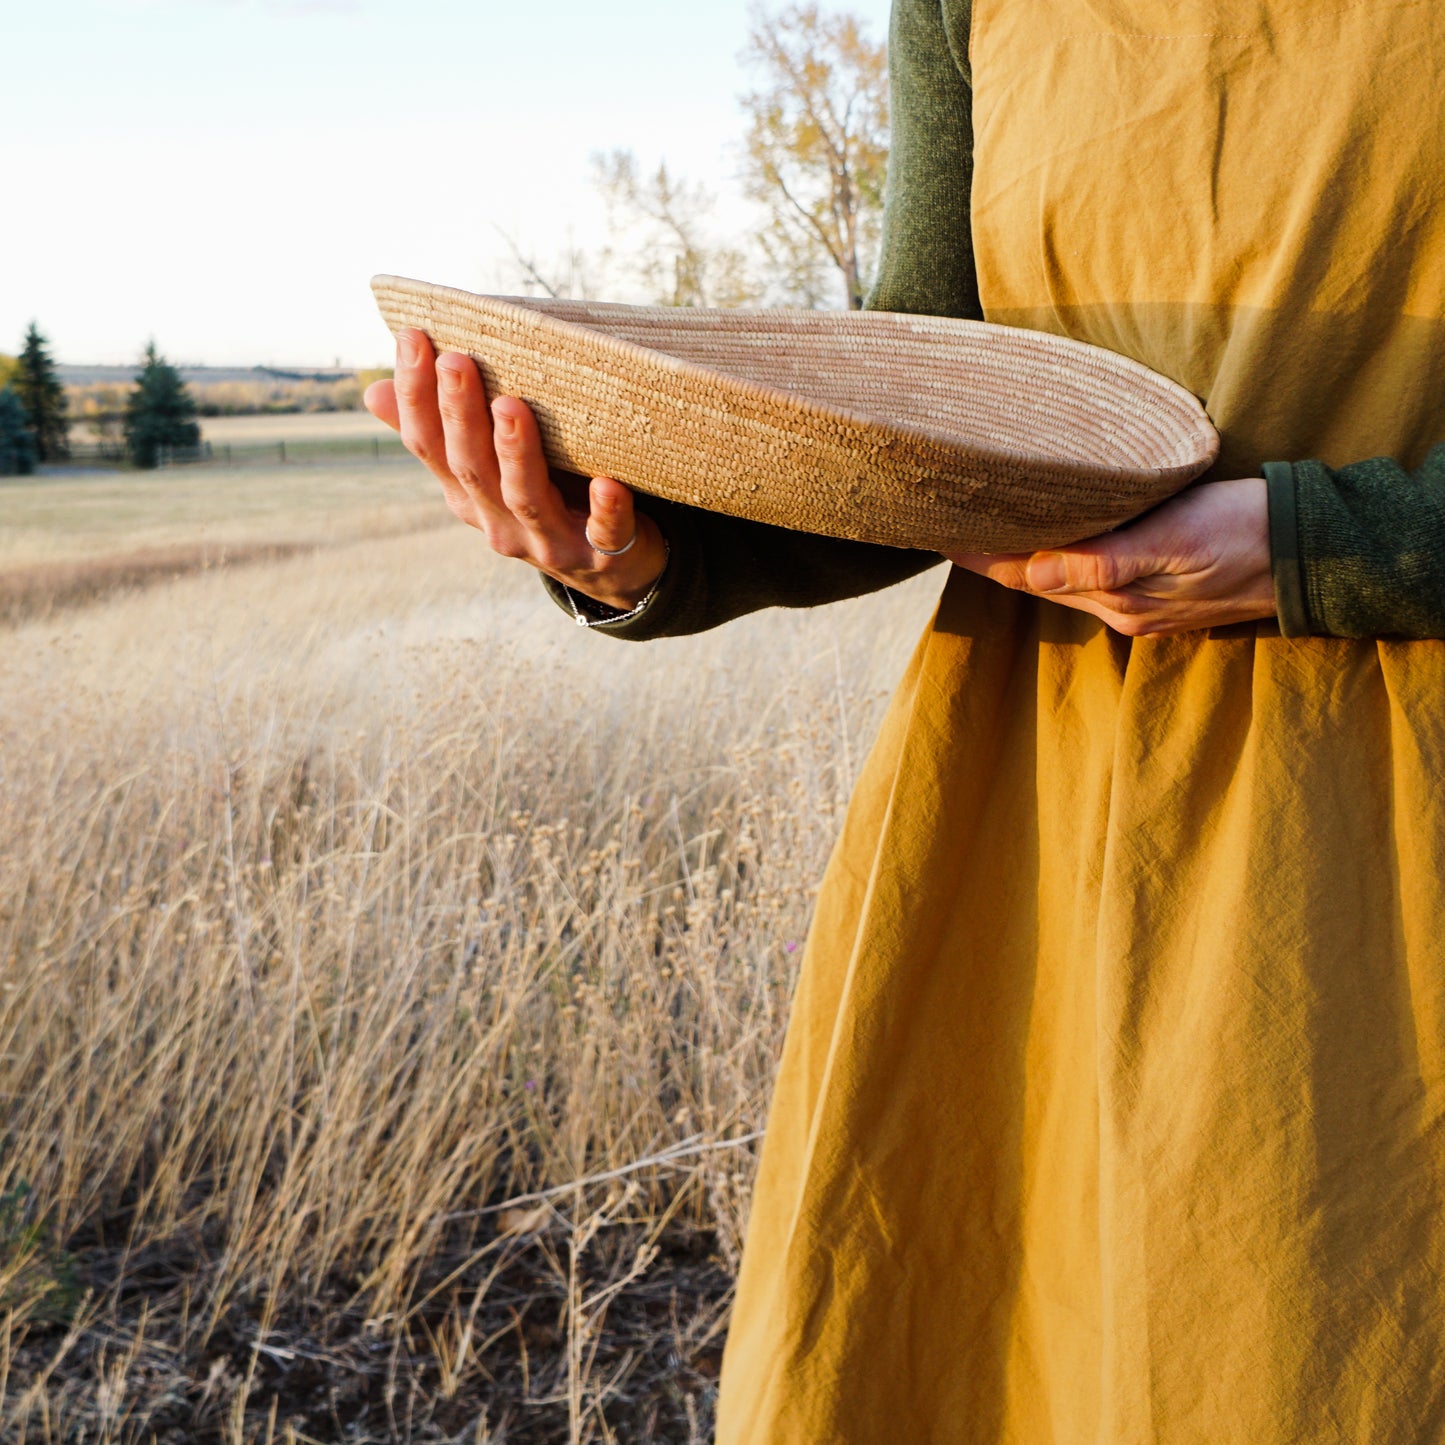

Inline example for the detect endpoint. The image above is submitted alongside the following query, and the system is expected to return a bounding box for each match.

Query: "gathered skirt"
[715,567,1445,1444]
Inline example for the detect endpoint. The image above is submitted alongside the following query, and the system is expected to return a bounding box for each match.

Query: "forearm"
[1266,444,1445,638]
[543,498,941,640]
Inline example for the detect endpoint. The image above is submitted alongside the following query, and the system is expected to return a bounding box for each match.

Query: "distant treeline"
[67,370,392,425]
[3,327,396,471]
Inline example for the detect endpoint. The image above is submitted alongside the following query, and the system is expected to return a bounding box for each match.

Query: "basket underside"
[371,276,1220,553]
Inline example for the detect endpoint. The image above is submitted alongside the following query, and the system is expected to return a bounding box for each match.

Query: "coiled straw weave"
[372,275,1219,554]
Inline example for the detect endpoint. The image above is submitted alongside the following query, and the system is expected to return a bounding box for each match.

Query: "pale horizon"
[3,0,893,371]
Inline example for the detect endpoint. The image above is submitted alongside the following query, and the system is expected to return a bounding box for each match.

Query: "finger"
[364,378,399,431]
[1012,587,1173,638]
[954,544,1179,615]
[585,477,637,555]
[434,352,503,508]
[949,552,1034,590]
[1023,534,1158,595]
[392,329,450,481]
[491,396,573,538]
[1039,585,1274,637]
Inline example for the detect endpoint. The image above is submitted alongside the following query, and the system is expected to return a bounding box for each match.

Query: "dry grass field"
[0,460,438,623]
[0,451,945,1442]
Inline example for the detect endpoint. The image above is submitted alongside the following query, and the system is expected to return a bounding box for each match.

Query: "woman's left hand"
[949,477,1276,636]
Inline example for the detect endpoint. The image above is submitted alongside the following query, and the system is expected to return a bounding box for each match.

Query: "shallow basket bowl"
[372,275,1220,554]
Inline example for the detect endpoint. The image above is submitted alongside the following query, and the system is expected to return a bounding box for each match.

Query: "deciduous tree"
[15,323,70,461]
[124,342,201,469]
[495,226,603,302]
[739,3,889,309]
[593,149,761,309]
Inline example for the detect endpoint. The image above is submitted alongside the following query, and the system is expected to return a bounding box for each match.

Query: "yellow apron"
[717,3,1445,1441]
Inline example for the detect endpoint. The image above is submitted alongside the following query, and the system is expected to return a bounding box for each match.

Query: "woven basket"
[372,275,1219,554]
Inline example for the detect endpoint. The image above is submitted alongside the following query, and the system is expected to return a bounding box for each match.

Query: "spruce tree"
[15,323,69,462]
[124,342,201,469]
[0,387,36,476]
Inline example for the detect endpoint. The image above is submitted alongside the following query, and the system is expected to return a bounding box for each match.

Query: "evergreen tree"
[0,387,36,476]
[124,342,201,469]
[15,322,69,462]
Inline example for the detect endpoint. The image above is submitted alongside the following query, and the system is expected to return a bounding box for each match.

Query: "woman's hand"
[949,478,1276,636]
[364,328,667,610]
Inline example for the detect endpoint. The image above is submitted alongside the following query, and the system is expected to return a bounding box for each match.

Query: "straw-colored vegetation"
[0,465,944,1442]
[0,458,438,624]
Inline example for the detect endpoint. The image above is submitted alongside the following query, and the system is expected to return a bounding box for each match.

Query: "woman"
[367,0,1445,1436]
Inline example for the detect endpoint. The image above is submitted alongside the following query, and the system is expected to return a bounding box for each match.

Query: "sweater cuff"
[1264,460,1310,637]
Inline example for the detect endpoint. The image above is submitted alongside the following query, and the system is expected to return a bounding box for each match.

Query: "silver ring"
[585,524,637,557]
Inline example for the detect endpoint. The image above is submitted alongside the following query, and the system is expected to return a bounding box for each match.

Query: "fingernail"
[398,333,420,366]
[438,366,463,394]
[494,411,517,439]
[1027,553,1070,592]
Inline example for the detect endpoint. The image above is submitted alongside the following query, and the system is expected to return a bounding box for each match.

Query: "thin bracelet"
[562,539,670,629]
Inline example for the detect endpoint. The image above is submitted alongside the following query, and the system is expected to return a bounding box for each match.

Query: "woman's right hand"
[364,328,668,611]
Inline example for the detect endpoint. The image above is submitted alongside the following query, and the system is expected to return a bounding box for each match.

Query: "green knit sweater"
[547,0,1445,642]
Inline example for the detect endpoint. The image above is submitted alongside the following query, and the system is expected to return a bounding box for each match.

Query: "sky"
[1,0,893,369]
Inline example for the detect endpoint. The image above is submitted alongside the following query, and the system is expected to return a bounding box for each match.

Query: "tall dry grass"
[0,527,943,1442]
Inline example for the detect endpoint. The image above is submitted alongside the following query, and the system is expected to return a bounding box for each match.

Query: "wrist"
[575,517,669,609]
[586,564,667,611]
[562,540,671,629]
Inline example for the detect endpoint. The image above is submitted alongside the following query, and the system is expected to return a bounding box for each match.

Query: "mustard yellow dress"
[716,1,1445,1439]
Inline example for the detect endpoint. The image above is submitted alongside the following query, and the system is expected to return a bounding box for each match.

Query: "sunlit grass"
[0,459,437,569]
[0,518,943,1442]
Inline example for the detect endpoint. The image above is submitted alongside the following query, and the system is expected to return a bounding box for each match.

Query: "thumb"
[1025,523,1170,595]
[364,378,399,431]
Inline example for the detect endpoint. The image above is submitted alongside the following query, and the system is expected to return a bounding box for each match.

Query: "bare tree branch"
[592,148,762,308]
[493,226,564,299]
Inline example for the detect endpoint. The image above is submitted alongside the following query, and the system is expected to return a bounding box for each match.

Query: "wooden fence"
[61,436,411,469]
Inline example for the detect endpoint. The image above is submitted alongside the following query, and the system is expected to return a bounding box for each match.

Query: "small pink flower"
[525,1079,537,1091]
[785,941,798,954]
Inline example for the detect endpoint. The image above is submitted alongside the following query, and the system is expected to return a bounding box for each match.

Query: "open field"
[1,461,436,566]
[64,408,403,470]
[198,413,397,446]
[0,459,442,623]
[0,465,946,1441]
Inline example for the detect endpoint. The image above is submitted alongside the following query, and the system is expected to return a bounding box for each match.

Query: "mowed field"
[0,435,945,1442]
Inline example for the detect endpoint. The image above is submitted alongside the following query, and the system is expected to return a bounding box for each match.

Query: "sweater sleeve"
[1265,446,1445,639]
[541,0,977,641]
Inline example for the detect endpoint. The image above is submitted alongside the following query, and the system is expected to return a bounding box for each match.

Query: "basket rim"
[371,275,1220,486]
